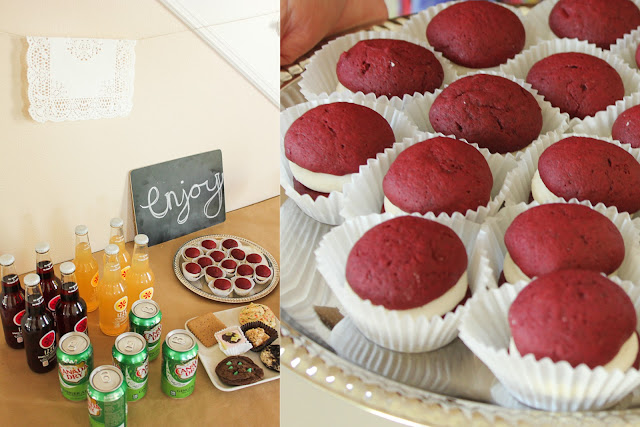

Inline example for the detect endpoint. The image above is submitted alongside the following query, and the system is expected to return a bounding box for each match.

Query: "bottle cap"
[35,242,50,254]
[0,254,15,266]
[75,225,89,236]
[24,273,40,287]
[134,234,149,245]
[110,217,124,228]
[60,262,76,275]
[104,244,120,256]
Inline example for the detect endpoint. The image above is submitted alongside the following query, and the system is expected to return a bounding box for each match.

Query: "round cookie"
[549,0,640,49]
[429,74,542,153]
[346,216,467,310]
[536,136,640,213]
[504,203,625,278]
[526,53,624,119]
[382,137,493,215]
[508,269,637,369]
[612,104,640,148]
[336,39,444,98]
[215,355,264,386]
[426,1,525,68]
[284,102,396,191]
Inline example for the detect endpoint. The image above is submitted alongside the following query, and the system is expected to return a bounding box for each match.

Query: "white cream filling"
[383,196,408,215]
[502,251,619,284]
[531,169,560,204]
[289,161,353,193]
[345,271,468,318]
[509,333,638,372]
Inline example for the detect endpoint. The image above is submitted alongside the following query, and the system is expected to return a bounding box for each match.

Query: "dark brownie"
[549,0,640,49]
[537,136,640,213]
[383,137,493,215]
[215,356,264,386]
[509,269,636,368]
[429,74,542,153]
[504,203,625,278]
[526,52,624,119]
[346,216,467,310]
[426,0,525,68]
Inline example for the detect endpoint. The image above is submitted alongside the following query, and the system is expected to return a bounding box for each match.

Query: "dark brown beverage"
[35,242,61,326]
[0,255,25,349]
[21,273,57,373]
[55,262,88,338]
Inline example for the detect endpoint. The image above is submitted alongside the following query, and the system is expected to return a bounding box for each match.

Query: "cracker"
[187,312,227,347]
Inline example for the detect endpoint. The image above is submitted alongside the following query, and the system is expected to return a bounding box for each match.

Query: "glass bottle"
[35,242,61,326]
[126,234,155,303]
[21,273,57,373]
[56,262,88,337]
[0,254,25,349]
[105,218,131,280]
[73,225,99,312]
[98,244,128,336]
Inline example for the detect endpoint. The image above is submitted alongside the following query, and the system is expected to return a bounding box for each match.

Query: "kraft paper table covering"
[0,197,280,427]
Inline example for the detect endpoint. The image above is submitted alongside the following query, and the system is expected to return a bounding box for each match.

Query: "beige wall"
[0,0,279,273]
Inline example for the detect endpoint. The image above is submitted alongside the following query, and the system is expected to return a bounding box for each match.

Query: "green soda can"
[161,329,199,398]
[57,332,94,401]
[87,365,127,427]
[129,299,162,361]
[112,332,149,402]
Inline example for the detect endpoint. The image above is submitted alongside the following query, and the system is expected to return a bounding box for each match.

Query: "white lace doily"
[27,36,136,123]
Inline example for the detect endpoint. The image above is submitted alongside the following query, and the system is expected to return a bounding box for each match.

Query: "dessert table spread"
[0,197,280,427]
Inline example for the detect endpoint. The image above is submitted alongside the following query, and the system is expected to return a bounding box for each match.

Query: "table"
[0,197,280,427]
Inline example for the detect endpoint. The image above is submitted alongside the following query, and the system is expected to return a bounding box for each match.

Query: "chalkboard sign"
[130,150,225,246]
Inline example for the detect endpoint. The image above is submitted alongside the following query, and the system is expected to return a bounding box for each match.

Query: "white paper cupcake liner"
[280,92,419,225]
[458,278,640,411]
[499,38,640,130]
[299,30,457,103]
[501,131,640,215]
[340,132,517,223]
[475,199,640,290]
[611,27,640,70]
[526,0,640,49]
[399,70,570,161]
[215,326,253,356]
[400,0,539,76]
[315,212,486,353]
[573,92,640,138]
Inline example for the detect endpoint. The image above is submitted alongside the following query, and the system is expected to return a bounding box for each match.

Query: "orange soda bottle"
[126,234,155,303]
[73,225,99,312]
[105,218,130,280]
[98,244,128,336]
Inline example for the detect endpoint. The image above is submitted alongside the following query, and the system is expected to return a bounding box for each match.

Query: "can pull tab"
[101,371,111,382]
[171,336,185,345]
[68,338,77,351]
[125,339,135,352]
[142,306,154,314]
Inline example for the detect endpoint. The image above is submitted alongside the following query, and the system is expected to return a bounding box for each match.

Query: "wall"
[0,0,280,273]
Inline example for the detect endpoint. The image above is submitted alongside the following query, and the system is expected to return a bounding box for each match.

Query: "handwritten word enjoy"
[139,174,224,225]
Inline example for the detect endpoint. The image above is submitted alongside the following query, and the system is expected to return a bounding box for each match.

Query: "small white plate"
[185,305,280,392]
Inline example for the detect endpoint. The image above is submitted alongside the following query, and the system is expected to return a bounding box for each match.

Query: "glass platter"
[173,233,279,303]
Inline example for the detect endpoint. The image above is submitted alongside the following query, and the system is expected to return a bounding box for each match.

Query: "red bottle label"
[74,317,88,333]
[12,310,25,326]
[39,330,56,349]
[47,295,61,311]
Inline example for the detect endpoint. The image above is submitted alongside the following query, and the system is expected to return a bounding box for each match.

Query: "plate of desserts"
[173,234,279,303]
[185,303,280,391]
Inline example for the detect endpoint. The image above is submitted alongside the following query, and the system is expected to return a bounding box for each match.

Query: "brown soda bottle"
[0,254,25,349]
[21,273,57,373]
[35,242,61,326]
[55,262,88,338]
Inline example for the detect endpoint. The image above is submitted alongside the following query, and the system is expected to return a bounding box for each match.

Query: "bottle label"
[74,316,88,333]
[114,296,128,313]
[66,283,79,293]
[47,295,61,311]
[121,266,130,280]
[39,330,56,349]
[91,272,99,287]
[13,310,25,326]
[139,287,154,300]
[4,274,18,285]
[31,296,44,306]
[40,261,53,272]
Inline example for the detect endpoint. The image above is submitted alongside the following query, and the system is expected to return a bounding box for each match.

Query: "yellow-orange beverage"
[105,217,131,280]
[73,225,99,312]
[99,244,128,336]
[127,234,155,303]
